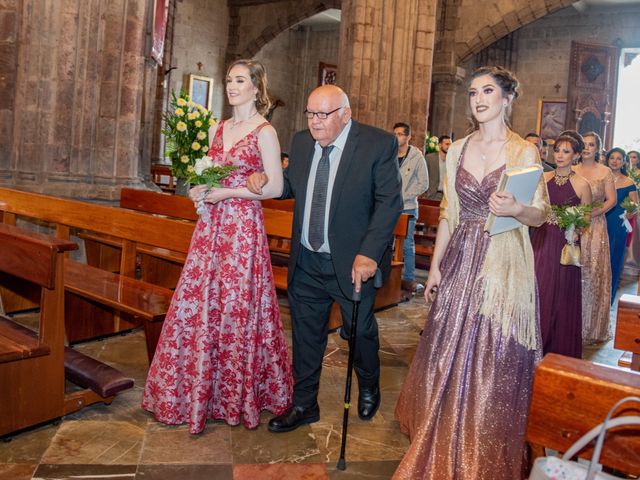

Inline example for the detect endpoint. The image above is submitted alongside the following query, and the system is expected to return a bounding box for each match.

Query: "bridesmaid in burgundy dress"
[531,131,592,358]
[142,60,292,434]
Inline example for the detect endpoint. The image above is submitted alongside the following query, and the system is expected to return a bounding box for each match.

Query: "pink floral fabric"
[142,121,293,433]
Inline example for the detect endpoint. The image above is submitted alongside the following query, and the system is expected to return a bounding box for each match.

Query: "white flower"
[194,155,213,175]
[180,155,190,164]
[201,145,209,153]
[566,206,578,215]
[196,131,206,140]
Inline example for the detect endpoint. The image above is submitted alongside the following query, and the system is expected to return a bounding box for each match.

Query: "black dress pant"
[288,247,380,408]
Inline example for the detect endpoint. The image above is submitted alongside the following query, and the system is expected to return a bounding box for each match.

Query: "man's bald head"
[306,85,352,147]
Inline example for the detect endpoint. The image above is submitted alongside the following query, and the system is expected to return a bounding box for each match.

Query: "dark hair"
[393,122,411,135]
[439,135,451,144]
[581,131,602,162]
[227,59,271,115]
[605,147,629,175]
[467,66,520,131]
[525,132,540,139]
[280,152,289,160]
[555,130,584,155]
[629,150,640,159]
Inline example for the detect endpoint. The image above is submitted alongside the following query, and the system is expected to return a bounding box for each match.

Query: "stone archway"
[455,0,575,62]
[227,0,341,61]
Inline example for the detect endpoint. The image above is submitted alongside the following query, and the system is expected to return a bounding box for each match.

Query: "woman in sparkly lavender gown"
[394,67,549,480]
[531,131,591,358]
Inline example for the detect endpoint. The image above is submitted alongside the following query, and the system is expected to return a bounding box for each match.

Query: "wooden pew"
[0,187,191,362]
[151,163,175,192]
[114,188,409,326]
[615,293,640,371]
[526,354,640,475]
[415,203,439,269]
[0,223,133,437]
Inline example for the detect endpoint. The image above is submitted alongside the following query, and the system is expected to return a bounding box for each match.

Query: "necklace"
[230,110,258,129]
[479,132,512,162]
[554,171,574,186]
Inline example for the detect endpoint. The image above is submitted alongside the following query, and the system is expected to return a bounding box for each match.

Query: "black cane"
[336,268,383,471]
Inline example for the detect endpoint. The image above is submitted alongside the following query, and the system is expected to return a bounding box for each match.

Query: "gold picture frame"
[188,74,214,111]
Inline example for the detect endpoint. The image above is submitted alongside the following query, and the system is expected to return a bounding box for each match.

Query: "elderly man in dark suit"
[248,84,402,433]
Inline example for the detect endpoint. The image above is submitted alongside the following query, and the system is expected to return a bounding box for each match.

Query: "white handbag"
[529,396,640,480]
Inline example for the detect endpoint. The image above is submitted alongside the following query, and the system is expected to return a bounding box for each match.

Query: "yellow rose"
[177,98,187,107]
[187,100,195,107]
[201,145,209,153]
[191,142,201,151]
[176,121,187,132]
[196,131,206,140]
[192,110,200,119]
[200,107,209,115]
[175,108,185,116]
[187,165,195,173]
[209,118,217,127]
[195,120,202,128]
[187,112,196,120]
[180,155,190,163]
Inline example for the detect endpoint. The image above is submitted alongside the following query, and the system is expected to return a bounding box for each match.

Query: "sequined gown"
[581,172,613,343]
[394,159,540,479]
[530,177,582,358]
[142,121,293,434]
[606,183,636,302]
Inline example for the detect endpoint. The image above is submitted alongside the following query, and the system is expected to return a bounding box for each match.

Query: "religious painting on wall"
[318,63,337,86]
[151,0,169,64]
[188,74,214,111]
[537,99,567,142]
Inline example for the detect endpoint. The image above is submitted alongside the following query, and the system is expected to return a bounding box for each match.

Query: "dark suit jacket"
[282,121,403,298]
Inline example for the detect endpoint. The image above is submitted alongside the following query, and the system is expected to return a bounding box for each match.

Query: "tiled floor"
[0,272,632,480]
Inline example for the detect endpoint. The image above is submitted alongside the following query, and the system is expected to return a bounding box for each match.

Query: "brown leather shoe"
[268,405,320,433]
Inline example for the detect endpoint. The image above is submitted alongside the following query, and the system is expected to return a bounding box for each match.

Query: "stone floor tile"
[137,463,233,479]
[0,423,59,463]
[326,460,400,479]
[32,463,137,479]
[40,420,144,465]
[233,463,329,479]
[140,422,232,465]
[0,463,37,480]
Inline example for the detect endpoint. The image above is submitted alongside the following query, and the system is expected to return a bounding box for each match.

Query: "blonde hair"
[227,59,272,116]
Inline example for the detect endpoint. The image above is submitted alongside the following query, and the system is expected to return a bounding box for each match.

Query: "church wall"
[451,4,640,143]
[255,26,340,150]
[167,0,229,122]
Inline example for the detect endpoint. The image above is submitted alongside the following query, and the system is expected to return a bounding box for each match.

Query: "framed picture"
[537,99,567,141]
[150,0,169,64]
[318,62,337,86]
[188,74,214,111]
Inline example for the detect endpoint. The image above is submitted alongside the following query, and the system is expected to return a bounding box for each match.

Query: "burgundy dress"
[394,153,540,479]
[530,177,582,358]
[142,121,293,433]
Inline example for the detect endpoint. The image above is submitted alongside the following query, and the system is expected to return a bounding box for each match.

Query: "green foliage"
[550,203,597,230]
[186,156,236,188]
[621,195,639,215]
[162,90,216,179]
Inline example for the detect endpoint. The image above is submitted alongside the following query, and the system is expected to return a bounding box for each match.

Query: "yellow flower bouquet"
[162,90,217,182]
[424,132,439,154]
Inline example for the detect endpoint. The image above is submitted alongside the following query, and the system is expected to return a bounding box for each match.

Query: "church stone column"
[2,0,152,200]
[430,66,465,138]
[338,0,437,149]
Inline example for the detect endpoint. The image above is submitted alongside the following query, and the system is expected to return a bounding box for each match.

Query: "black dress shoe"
[268,405,320,433]
[358,384,380,420]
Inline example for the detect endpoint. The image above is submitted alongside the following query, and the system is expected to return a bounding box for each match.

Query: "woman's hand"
[424,267,441,302]
[203,188,229,204]
[189,185,209,205]
[489,191,524,217]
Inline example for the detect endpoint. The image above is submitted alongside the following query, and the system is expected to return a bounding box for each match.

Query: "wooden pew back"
[526,354,640,475]
[120,187,198,221]
[615,294,640,371]
[0,224,76,435]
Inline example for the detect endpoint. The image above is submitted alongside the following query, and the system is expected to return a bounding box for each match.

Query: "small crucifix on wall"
[554,83,561,94]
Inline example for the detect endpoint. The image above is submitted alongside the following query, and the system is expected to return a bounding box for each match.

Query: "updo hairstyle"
[555,130,585,154]
[467,66,520,130]
[581,131,602,162]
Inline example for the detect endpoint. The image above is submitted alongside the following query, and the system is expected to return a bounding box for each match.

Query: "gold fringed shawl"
[439,133,550,350]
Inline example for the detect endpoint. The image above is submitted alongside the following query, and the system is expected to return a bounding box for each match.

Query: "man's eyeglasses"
[303,107,344,119]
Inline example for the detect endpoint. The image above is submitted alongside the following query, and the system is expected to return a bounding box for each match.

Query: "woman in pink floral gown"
[142,59,293,434]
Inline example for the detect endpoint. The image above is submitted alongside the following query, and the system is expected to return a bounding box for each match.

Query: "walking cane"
[336,268,383,471]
